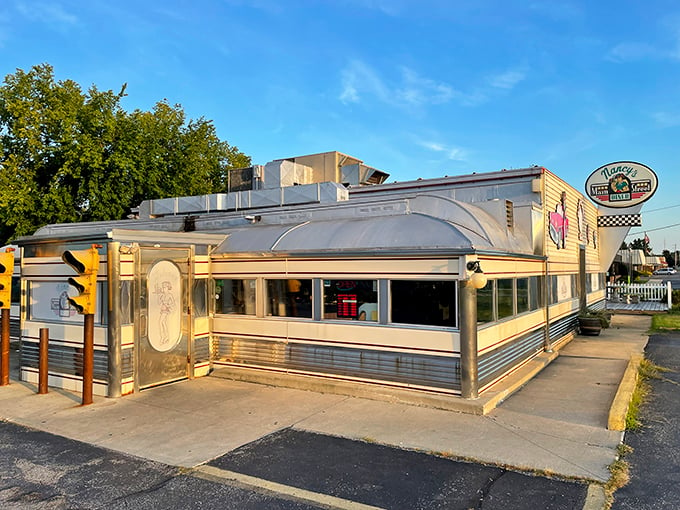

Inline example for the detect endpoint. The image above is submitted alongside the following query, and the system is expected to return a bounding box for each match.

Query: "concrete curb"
[583,484,607,510]
[607,354,643,431]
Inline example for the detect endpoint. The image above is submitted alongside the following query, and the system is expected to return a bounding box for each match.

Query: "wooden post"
[82,314,94,405]
[39,328,49,394]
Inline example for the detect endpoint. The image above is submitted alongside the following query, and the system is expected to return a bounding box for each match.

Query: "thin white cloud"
[488,69,526,90]
[651,111,680,128]
[605,42,660,63]
[339,60,482,108]
[396,67,454,106]
[14,1,78,26]
[418,140,467,161]
[339,59,390,104]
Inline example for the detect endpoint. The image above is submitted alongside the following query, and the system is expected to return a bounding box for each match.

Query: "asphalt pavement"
[611,331,680,510]
[0,314,653,509]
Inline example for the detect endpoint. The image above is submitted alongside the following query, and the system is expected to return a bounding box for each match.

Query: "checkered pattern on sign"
[597,214,642,227]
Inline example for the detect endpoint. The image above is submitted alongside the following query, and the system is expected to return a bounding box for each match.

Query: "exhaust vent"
[505,200,514,229]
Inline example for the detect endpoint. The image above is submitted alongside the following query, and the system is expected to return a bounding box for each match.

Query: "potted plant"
[577,308,611,336]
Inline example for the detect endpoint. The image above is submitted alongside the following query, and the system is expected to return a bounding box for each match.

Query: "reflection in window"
[549,275,559,305]
[529,276,543,311]
[120,280,134,325]
[192,279,208,317]
[477,280,494,323]
[390,280,456,328]
[215,279,256,315]
[323,280,378,321]
[497,279,514,319]
[11,276,20,304]
[266,279,312,318]
[516,278,529,314]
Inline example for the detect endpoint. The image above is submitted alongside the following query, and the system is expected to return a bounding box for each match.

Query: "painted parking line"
[193,464,385,510]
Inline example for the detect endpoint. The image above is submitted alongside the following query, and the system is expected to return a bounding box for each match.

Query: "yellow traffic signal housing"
[62,245,100,315]
[0,250,14,309]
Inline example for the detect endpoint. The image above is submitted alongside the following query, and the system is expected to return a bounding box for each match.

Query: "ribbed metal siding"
[21,341,108,381]
[478,328,545,387]
[10,318,20,340]
[121,348,134,379]
[194,336,210,363]
[588,299,606,312]
[214,336,461,391]
[549,314,578,344]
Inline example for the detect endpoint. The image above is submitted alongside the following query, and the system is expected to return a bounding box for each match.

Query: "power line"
[643,204,680,213]
[627,222,680,237]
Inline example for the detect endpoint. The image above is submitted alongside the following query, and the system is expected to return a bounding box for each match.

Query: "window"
[10,276,20,305]
[497,278,514,319]
[215,279,256,315]
[390,280,456,328]
[549,275,558,305]
[477,280,494,323]
[266,279,312,318]
[28,281,106,324]
[549,274,575,304]
[192,279,208,317]
[516,278,529,314]
[323,280,378,321]
[529,276,544,311]
[120,280,134,325]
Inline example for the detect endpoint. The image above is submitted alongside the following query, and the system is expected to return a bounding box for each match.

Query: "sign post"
[62,244,100,405]
[0,248,15,386]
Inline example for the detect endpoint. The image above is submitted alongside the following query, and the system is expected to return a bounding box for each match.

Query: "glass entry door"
[137,247,191,389]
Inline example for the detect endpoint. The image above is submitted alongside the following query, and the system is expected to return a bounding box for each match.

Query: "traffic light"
[0,249,14,309]
[62,245,100,315]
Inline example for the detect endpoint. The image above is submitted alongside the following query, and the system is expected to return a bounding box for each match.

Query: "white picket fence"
[606,281,672,307]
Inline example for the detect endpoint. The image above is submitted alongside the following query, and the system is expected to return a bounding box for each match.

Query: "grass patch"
[625,359,669,431]
[608,360,672,507]
[605,444,632,508]
[651,311,680,332]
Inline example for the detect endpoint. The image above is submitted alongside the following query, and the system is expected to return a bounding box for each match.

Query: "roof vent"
[505,200,514,229]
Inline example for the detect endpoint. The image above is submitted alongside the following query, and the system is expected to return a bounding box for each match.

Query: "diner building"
[15,152,624,405]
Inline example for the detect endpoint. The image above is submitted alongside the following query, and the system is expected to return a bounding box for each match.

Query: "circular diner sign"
[585,161,658,209]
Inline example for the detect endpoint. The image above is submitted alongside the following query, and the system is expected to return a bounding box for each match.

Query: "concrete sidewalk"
[0,315,649,486]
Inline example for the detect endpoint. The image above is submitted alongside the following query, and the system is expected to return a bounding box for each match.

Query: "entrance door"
[137,247,191,389]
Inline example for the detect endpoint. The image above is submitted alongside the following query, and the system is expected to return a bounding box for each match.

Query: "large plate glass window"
[497,278,514,319]
[266,279,312,318]
[215,279,256,315]
[477,280,494,323]
[516,278,529,314]
[323,279,378,321]
[390,280,456,328]
[529,276,544,311]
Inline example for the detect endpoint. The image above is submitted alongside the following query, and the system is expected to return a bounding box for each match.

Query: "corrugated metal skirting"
[478,327,545,388]
[21,341,109,381]
[213,336,461,391]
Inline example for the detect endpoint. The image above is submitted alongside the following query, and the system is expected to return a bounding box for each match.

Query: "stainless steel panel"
[477,328,545,387]
[137,248,191,389]
[214,336,461,391]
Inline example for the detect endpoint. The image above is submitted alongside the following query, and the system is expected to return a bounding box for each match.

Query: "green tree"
[630,237,651,254]
[0,63,250,244]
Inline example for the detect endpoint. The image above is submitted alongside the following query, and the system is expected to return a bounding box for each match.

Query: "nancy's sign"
[585,161,658,209]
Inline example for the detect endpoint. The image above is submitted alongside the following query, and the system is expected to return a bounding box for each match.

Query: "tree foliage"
[0,63,251,244]
[629,237,651,254]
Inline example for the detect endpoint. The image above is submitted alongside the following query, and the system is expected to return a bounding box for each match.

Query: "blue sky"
[2,1,680,254]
